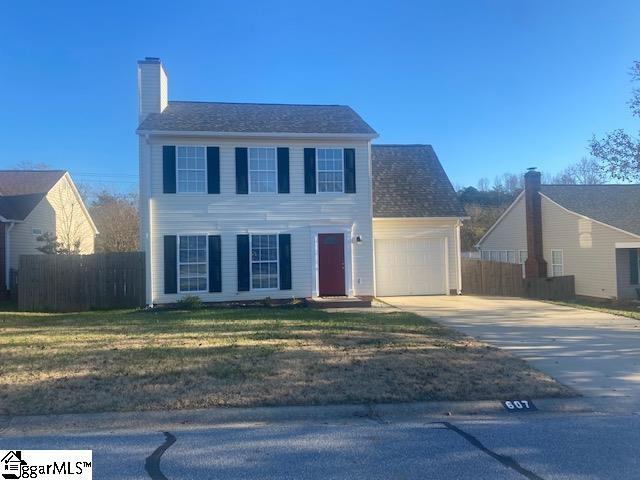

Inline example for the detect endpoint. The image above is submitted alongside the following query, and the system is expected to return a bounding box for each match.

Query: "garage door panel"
[375,237,446,296]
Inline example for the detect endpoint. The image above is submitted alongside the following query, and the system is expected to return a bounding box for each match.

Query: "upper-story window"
[317,148,343,193]
[177,146,206,193]
[249,147,277,193]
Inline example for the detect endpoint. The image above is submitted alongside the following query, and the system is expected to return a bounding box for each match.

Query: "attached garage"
[371,145,466,297]
[375,237,447,296]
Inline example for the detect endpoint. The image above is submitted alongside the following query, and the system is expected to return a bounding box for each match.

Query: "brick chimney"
[137,57,168,123]
[524,168,547,278]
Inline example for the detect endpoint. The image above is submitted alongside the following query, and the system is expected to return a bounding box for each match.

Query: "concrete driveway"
[383,296,640,410]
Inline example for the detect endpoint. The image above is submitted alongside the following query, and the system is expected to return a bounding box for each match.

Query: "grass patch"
[0,307,573,415]
[550,299,640,321]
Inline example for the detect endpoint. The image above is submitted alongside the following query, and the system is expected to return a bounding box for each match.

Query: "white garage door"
[375,237,447,296]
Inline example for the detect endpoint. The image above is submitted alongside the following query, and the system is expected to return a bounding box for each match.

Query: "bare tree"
[590,61,640,181]
[548,157,608,184]
[12,161,53,170]
[477,177,490,191]
[90,191,139,252]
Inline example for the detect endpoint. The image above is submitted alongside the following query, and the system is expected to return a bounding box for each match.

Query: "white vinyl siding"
[248,147,277,193]
[178,235,208,292]
[551,249,564,277]
[177,146,206,193]
[317,148,344,193]
[9,175,95,271]
[144,138,374,304]
[251,234,278,289]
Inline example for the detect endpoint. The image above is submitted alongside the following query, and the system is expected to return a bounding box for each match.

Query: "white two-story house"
[136,58,465,306]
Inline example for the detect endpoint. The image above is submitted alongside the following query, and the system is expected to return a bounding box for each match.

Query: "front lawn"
[550,299,640,321]
[0,306,573,415]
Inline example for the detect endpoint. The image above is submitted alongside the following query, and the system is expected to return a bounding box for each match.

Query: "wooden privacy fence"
[462,258,575,300]
[18,252,145,312]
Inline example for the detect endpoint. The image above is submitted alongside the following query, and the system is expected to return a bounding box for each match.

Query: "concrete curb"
[0,397,596,437]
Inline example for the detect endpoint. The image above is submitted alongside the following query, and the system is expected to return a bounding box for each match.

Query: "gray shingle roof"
[372,145,465,218]
[138,101,377,136]
[0,170,65,196]
[0,170,65,221]
[0,193,46,221]
[540,184,640,236]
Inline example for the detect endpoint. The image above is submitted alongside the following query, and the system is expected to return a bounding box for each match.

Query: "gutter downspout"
[5,222,14,291]
[455,219,463,295]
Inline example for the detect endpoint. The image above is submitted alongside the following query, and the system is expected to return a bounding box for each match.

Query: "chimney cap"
[138,57,161,64]
[527,167,537,171]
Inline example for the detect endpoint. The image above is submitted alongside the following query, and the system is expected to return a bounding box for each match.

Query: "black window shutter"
[304,148,316,194]
[237,234,250,291]
[630,249,639,285]
[344,148,356,193]
[277,148,290,194]
[208,235,222,292]
[279,234,292,290]
[164,235,177,294]
[163,146,176,194]
[207,147,220,194]
[235,148,248,194]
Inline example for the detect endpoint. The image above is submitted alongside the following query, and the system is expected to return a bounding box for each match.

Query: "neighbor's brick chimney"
[524,168,547,278]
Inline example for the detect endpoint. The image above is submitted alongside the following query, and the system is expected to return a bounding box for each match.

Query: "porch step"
[308,296,372,309]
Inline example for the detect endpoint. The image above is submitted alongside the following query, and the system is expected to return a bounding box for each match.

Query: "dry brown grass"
[0,306,574,415]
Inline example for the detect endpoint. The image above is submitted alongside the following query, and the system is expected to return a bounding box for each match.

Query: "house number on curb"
[503,400,537,412]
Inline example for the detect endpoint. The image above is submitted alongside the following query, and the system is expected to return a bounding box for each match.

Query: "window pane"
[552,250,563,264]
[176,146,206,193]
[178,235,208,292]
[317,149,344,193]
[250,234,279,289]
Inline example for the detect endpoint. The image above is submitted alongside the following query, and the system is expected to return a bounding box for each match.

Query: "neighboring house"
[136,57,465,305]
[477,169,640,300]
[0,170,97,294]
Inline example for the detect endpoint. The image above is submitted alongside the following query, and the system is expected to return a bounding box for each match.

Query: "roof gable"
[0,170,65,221]
[137,101,377,136]
[371,145,465,218]
[540,185,640,236]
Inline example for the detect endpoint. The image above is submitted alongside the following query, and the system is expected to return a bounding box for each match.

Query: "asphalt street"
[2,411,639,479]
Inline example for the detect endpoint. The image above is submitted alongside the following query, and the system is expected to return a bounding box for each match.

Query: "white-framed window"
[317,148,344,193]
[481,250,490,261]
[248,147,277,193]
[32,228,42,236]
[551,249,564,277]
[177,146,206,193]
[507,251,516,263]
[178,235,208,292]
[251,234,279,289]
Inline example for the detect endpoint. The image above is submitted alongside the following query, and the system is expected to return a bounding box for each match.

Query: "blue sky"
[0,0,638,192]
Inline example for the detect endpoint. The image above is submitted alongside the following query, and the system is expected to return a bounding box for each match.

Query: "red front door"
[318,233,345,296]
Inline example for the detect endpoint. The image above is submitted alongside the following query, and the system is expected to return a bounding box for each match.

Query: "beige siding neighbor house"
[136,58,466,306]
[478,170,640,300]
[0,170,98,294]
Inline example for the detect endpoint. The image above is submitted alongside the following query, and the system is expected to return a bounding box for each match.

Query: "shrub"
[176,295,204,310]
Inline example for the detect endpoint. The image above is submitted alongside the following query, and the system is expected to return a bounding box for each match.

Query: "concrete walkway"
[383,296,640,410]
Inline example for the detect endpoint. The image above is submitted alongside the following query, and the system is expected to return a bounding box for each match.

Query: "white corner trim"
[475,190,525,248]
[455,220,463,294]
[615,242,640,249]
[5,222,14,289]
[539,193,640,240]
